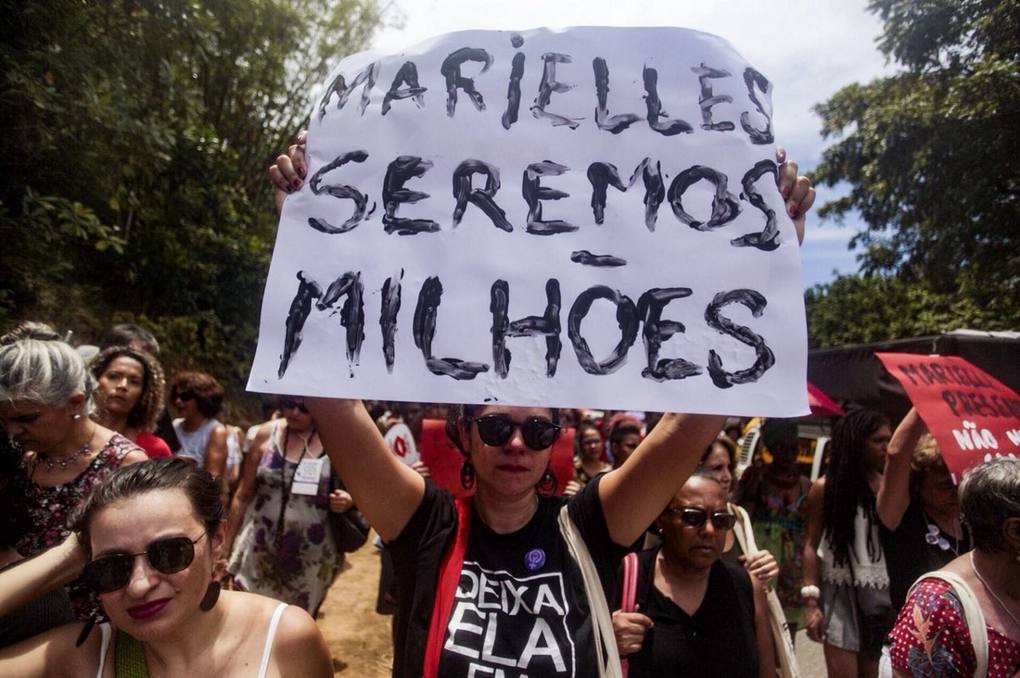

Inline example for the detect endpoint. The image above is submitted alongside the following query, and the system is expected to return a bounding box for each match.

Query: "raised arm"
[0,534,86,617]
[598,413,725,545]
[305,398,425,541]
[877,407,925,530]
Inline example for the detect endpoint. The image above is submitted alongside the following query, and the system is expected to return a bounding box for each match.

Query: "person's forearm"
[222,493,254,557]
[0,537,87,617]
[307,398,424,541]
[599,413,725,545]
[877,408,924,529]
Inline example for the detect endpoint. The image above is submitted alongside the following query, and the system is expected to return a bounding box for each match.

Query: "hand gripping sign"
[876,353,1020,482]
[249,27,809,416]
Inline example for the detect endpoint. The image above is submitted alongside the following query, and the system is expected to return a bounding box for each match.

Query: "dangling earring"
[199,581,221,611]
[460,458,476,490]
[75,612,107,646]
[537,468,557,496]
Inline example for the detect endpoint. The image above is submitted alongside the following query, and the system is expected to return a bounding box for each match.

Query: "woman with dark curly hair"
[170,371,231,484]
[90,346,172,459]
[803,409,893,678]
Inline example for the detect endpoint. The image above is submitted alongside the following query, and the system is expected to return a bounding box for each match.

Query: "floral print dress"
[890,577,1020,677]
[17,434,139,619]
[227,422,340,612]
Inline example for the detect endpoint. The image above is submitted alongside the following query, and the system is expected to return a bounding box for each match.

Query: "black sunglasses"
[279,398,309,413]
[664,507,737,531]
[173,391,195,402]
[471,414,560,451]
[83,534,207,594]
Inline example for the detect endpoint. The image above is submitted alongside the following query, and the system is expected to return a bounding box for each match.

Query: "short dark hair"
[71,458,224,554]
[960,456,1020,553]
[609,423,641,445]
[101,323,159,354]
[90,346,166,432]
[170,371,224,419]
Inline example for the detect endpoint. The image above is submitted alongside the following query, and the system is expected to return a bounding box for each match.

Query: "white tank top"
[95,602,288,677]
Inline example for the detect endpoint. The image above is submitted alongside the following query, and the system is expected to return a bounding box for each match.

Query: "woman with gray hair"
[0,322,147,619]
[889,456,1020,677]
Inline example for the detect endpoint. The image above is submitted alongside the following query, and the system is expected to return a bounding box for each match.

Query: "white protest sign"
[249,26,809,416]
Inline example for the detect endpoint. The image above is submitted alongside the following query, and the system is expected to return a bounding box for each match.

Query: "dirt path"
[317,534,394,676]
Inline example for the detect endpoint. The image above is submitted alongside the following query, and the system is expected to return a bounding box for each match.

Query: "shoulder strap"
[907,571,988,677]
[620,552,639,613]
[256,603,289,678]
[558,504,623,678]
[730,503,801,678]
[730,503,757,555]
[423,496,472,678]
[95,623,112,678]
[114,628,149,678]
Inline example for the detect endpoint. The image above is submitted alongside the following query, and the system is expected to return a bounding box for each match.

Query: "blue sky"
[370,0,895,290]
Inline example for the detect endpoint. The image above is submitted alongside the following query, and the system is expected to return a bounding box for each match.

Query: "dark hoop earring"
[200,581,221,611]
[460,458,476,490]
[537,468,557,496]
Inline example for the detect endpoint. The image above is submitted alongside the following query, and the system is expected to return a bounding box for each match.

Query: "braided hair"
[823,409,890,568]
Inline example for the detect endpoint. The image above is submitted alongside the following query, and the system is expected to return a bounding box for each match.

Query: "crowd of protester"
[0,142,1016,678]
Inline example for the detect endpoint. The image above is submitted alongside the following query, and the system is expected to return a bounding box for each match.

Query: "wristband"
[800,584,821,600]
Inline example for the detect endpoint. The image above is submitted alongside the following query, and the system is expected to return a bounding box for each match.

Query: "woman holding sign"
[270,137,815,676]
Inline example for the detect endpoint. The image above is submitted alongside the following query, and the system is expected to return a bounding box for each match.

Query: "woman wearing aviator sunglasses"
[613,473,776,677]
[0,458,333,676]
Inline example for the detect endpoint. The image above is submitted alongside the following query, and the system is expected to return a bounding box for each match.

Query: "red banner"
[876,353,1020,482]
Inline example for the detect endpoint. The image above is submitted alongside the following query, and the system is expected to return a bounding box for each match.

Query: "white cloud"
[370,0,893,289]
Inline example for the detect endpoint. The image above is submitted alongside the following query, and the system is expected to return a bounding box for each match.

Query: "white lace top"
[819,505,890,589]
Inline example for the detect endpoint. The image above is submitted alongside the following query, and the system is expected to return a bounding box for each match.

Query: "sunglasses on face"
[173,392,195,402]
[664,507,737,531]
[82,534,207,594]
[279,399,309,414]
[471,414,560,451]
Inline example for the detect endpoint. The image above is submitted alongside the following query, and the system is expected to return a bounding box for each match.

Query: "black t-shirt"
[388,475,626,678]
[879,502,971,611]
[626,547,758,678]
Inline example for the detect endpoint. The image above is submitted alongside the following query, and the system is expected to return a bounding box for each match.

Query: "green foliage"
[1,0,382,417]
[810,0,1020,346]
[805,274,1015,348]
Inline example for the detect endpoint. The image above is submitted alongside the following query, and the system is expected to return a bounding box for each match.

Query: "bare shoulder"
[121,448,150,465]
[221,591,329,664]
[271,606,332,676]
[807,476,825,500]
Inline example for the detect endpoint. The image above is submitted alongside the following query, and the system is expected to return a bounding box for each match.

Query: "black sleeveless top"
[626,547,759,678]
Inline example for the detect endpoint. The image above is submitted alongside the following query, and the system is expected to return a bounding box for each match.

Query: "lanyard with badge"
[273,427,325,549]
